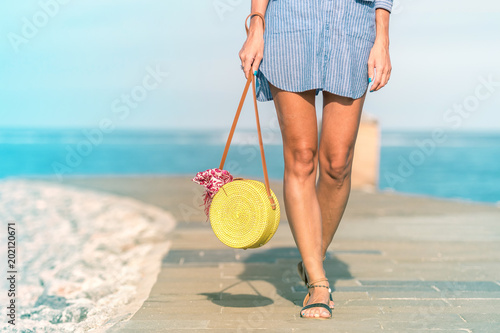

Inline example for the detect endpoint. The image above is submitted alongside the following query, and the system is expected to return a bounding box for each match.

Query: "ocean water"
[0,179,175,332]
[1,128,499,204]
[379,130,500,204]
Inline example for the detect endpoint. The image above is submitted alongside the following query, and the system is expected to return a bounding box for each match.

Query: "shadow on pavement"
[200,247,352,308]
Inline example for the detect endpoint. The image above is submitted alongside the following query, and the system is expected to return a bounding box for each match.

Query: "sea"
[0,127,499,204]
[0,127,499,332]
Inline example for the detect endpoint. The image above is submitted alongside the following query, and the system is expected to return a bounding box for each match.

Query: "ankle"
[307,278,330,290]
[306,271,326,283]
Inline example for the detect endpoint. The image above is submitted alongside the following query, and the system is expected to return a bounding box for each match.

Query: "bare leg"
[317,91,367,257]
[269,83,330,318]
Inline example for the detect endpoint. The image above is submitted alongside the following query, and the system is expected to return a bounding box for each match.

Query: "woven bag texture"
[209,179,280,249]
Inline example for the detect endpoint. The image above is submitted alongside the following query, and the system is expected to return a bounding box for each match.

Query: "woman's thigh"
[319,91,367,177]
[269,83,318,171]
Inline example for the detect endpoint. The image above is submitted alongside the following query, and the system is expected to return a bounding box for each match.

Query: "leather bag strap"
[219,12,276,210]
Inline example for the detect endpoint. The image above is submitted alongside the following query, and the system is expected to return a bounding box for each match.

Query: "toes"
[313,308,330,318]
[302,308,330,318]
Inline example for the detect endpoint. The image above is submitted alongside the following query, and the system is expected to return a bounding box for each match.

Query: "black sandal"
[298,257,334,309]
[300,278,333,319]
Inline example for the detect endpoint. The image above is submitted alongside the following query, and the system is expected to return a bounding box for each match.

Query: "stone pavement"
[54,176,500,332]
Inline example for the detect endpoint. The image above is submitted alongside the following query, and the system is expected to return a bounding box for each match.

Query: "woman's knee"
[284,147,317,179]
[319,149,354,186]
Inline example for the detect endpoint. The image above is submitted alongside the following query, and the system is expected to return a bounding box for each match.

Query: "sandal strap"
[303,292,335,308]
[307,280,331,292]
[307,278,329,288]
[307,278,331,293]
[308,284,330,289]
[300,303,332,318]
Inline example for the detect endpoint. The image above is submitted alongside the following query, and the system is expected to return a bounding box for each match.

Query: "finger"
[375,67,391,91]
[370,67,382,92]
[238,49,244,63]
[243,56,254,79]
[252,54,263,75]
[239,49,251,79]
[385,67,392,84]
[381,69,391,89]
[375,72,388,91]
[238,49,247,73]
[367,58,375,85]
[369,67,377,92]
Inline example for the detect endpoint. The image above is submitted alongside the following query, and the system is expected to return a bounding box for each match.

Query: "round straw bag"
[210,179,280,249]
[208,13,280,249]
[209,73,280,249]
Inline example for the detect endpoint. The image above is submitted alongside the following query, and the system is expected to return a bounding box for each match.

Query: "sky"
[0,0,499,131]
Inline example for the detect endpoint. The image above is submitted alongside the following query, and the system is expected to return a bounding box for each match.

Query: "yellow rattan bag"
[193,12,280,249]
[209,63,280,249]
[210,179,280,249]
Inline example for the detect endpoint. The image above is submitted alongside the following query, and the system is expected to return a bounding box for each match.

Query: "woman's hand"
[368,39,392,92]
[238,16,265,79]
[368,8,392,92]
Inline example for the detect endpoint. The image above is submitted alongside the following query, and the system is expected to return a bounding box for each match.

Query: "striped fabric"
[255,0,393,102]
[374,0,393,13]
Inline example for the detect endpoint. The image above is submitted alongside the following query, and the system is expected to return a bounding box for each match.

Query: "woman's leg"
[317,91,367,257]
[269,83,331,318]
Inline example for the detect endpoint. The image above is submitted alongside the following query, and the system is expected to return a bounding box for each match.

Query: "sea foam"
[0,179,176,332]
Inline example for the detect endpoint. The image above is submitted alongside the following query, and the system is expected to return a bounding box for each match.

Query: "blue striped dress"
[256,0,393,102]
